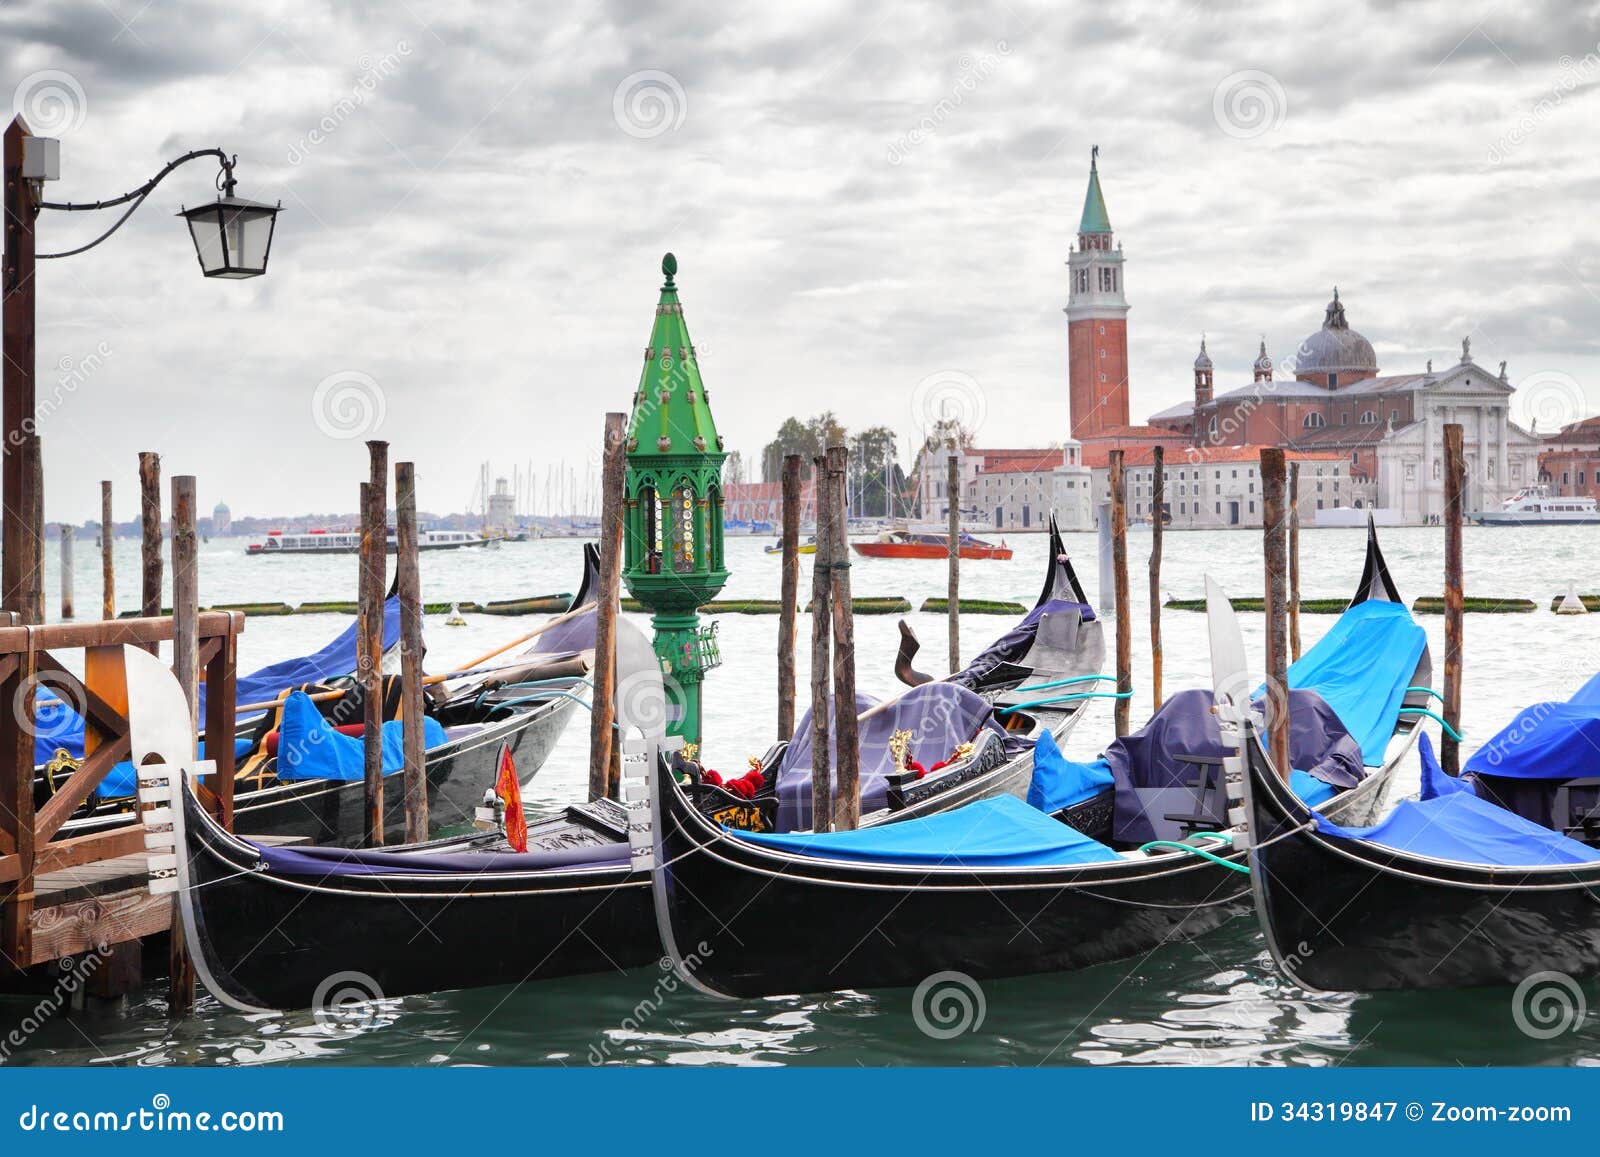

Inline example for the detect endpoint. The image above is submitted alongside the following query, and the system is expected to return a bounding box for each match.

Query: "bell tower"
[1066,146,1130,439]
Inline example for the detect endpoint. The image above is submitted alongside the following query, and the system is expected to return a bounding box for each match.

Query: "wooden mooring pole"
[947,451,960,673]
[777,453,801,742]
[360,439,389,846]
[1289,461,1302,662]
[58,524,73,621]
[100,480,114,619]
[827,445,860,831]
[1260,448,1291,778]
[395,461,428,841]
[1442,423,1466,776]
[168,473,198,1016]
[589,413,625,801]
[1109,450,1131,737]
[138,451,161,652]
[809,453,833,833]
[1148,445,1164,711]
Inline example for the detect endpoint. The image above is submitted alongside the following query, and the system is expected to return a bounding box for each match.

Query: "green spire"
[625,252,722,459]
[1078,145,1112,236]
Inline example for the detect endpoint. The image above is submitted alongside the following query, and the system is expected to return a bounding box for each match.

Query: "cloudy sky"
[6,0,1600,521]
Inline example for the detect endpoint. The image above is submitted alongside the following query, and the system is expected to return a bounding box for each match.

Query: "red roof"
[1081,443,1346,469]
[973,448,1065,474]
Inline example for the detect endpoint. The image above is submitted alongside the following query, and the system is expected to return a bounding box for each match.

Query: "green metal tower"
[622,253,728,747]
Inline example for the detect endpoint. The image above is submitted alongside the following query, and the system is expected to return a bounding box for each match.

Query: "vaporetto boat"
[246,528,489,554]
[1475,485,1597,525]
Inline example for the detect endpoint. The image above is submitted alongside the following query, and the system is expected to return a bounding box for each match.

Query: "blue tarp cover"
[737,793,1121,867]
[1026,730,1112,813]
[33,598,402,767]
[1464,674,1600,782]
[274,690,445,782]
[95,737,255,800]
[1282,599,1427,767]
[776,683,997,832]
[1315,735,1600,867]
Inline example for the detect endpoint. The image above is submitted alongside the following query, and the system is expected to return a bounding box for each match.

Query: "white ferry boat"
[246,529,488,555]
[1474,485,1598,526]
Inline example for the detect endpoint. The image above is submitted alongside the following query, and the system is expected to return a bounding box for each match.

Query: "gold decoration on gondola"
[748,755,763,773]
[680,741,700,764]
[950,740,976,764]
[888,729,914,772]
[44,748,81,794]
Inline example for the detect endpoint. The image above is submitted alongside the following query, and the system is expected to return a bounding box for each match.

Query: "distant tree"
[722,450,746,488]
[848,426,904,518]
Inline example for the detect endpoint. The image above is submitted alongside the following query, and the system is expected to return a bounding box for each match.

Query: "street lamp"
[2,115,282,622]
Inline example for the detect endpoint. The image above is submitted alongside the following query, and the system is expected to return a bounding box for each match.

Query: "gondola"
[54,547,602,847]
[645,520,1436,999]
[1241,651,1600,992]
[153,526,1106,1011]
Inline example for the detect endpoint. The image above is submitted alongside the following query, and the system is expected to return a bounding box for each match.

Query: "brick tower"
[1065,147,1130,439]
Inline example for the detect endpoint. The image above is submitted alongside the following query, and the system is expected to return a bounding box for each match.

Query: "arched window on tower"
[1302,412,1326,429]
[1360,410,1377,424]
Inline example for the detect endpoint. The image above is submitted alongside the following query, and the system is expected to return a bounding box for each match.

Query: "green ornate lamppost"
[622,253,727,747]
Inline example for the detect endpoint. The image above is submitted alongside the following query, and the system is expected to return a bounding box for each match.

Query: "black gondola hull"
[1244,732,1600,991]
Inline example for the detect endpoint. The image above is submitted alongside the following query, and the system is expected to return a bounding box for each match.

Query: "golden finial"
[951,741,976,763]
[747,755,763,773]
[888,729,913,771]
[681,741,700,763]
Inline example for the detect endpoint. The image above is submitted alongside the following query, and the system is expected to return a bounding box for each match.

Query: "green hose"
[1404,686,1444,704]
[996,690,1132,715]
[1397,706,1463,742]
[1137,837,1251,873]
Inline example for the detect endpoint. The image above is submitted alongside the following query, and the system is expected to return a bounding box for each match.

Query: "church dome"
[1193,336,1212,370]
[1294,289,1377,377]
[1253,339,1272,373]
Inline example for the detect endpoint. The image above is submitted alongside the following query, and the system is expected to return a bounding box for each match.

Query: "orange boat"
[852,529,1013,561]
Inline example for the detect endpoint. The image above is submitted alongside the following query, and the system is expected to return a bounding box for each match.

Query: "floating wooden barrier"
[476,594,572,616]
[919,597,1026,615]
[1412,595,1536,614]
[212,601,294,616]
[1164,596,1350,614]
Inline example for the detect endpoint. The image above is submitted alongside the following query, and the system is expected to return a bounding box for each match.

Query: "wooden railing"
[0,611,242,972]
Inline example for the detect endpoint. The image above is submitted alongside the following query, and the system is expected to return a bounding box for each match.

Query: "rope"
[1397,706,1463,741]
[996,690,1132,714]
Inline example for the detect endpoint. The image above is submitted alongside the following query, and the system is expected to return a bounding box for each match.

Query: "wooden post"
[1148,445,1164,711]
[1260,448,1291,779]
[589,413,626,801]
[139,451,162,647]
[777,453,801,741]
[59,524,74,621]
[1109,450,1131,736]
[100,481,114,619]
[395,461,428,841]
[168,474,198,1017]
[946,451,960,673]
[827,445,860,830]
[1289,461,1302,662]
[809,453,833,833]
[3,118,43,627]
[361,439,389,846]
[1442,423,1466,776]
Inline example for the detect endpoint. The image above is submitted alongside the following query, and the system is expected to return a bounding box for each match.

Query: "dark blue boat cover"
[1464,673,1600,781]
[738,794,1120,867]
[776,683,997,832]
[950,597,1093,690]
[32,598,402,767]
[1110,688,1363,844]
[1281,599,1427,767]
[1315,734,1600,866]
[274,690,446,781]
[252,836,629,876]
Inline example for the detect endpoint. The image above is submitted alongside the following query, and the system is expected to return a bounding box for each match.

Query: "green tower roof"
[626,253,723,461]
[1078,146,1111,235]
